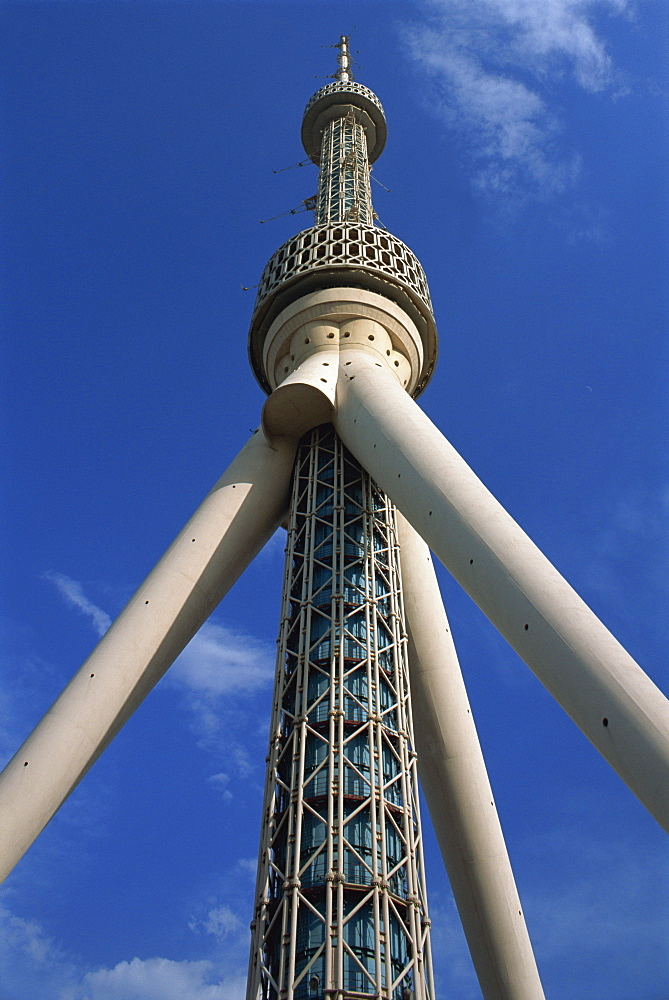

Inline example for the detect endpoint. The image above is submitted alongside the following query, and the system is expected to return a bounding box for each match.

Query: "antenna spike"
[335,34,352,82]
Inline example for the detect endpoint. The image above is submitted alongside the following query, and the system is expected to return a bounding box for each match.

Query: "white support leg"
[333,347,669,831]
[0,430,297,883]
[397,512,545,1000]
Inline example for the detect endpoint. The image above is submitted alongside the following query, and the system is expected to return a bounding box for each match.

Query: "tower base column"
[398,512,545,1000]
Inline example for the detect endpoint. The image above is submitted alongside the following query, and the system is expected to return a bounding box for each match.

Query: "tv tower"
[1,35,668,1000]
[244,39,438,1000]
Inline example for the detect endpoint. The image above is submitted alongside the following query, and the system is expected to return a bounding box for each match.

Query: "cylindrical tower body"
[247,425,434,1000]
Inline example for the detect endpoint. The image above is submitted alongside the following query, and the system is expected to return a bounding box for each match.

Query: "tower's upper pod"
[247,36,437,400]
[301,37,387,165]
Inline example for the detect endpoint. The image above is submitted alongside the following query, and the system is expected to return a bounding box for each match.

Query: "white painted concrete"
[332,345,669,831]
[397,512,545,1000]
[263,342,338,441]
[260,287,424,395]
[0,430,297,883]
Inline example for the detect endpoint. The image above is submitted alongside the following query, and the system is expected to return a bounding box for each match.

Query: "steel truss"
[316,113,373,226]
[247,425,434,1000]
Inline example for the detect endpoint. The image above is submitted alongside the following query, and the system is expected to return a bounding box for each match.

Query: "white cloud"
[0,900,248,1000]
[43,573,275,700]
[406,0,629,201]
[189,904,244,942]
[0,901,75,1000]
[171,621,274,697]
[167,621,275,752]
[236,857,258,877]
[0,850,259,1000]
[41,572,275,762]
[207,771,233,801]
[491,0,625,91]
[74,957,244,1000]
[0,903,65,968]
[43,572,111,637]
[423,893,479,996]
[579,485,669,663]
[521,829,669,995]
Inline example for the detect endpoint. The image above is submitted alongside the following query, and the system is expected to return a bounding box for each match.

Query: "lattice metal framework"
[316,113,373,225]
[247,426,434,1000]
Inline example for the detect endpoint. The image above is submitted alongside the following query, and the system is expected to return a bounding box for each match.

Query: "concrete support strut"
[398,513,545,1000]
[0,430,297,882]
[333,347,669,832]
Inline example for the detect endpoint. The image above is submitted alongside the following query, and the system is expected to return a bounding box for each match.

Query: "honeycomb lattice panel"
[254,223,433,316]
[303,80,385,120]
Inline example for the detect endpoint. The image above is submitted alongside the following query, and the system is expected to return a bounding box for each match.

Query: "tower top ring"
[301,81,387,164]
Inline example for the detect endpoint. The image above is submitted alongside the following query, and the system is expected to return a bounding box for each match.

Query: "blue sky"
[1,2,667,998]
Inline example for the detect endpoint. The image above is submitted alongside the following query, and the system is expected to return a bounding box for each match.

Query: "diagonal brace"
[333,347,669,831]
[0,430,297,882]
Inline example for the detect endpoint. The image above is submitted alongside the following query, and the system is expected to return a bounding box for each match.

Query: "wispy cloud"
[521,827,669,996]
[579,484,669,669]
[186,858,259,988]
[207,771,233,802]
[0,902,67,968]
[0,899,247,1000]
[171,622,274,698]
[74,957,243,1000]
[189,904,244,942]
[0,855,256,1000]
[167,621,275,761]
[43,571,275,767]
[43,573,275,700]
[424,891,480,997]
[0,900,75,1000]
[406,0,629,202]
[42,572,112,638]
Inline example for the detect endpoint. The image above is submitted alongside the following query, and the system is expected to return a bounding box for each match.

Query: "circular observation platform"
[247,222,438,398]
[301,81,387,164]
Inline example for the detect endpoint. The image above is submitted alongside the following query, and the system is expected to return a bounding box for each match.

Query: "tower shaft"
[247,426,434,1000]
[316,113,373,225]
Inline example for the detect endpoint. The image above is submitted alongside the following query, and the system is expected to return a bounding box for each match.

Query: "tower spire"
[335,34,352,82]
